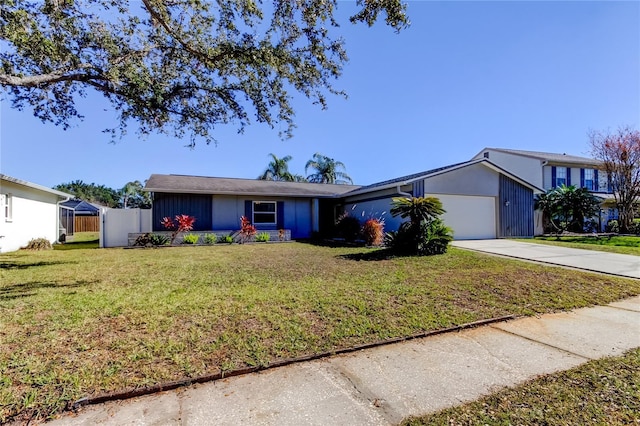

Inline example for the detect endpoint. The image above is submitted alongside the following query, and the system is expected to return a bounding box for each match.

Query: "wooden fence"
[75,216,100,232]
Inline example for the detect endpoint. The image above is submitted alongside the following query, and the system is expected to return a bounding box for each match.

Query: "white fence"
[100,208,152,248]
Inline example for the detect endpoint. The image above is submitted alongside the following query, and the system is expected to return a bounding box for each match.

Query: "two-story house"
[471,148,616,233]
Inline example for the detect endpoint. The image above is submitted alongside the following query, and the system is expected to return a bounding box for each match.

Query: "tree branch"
[0,65,105,87]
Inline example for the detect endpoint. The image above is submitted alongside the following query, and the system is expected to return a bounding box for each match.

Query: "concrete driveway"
[452,239,640,279]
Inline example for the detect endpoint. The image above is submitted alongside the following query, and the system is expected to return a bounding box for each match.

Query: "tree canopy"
[534,185,601,233]
[54,180,120,207]
[589,126,640,233]
[305,152,353,184]
[1,0,408,146]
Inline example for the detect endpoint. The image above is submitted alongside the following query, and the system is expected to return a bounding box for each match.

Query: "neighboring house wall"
[474,150,543,188]
[0,180,63,253]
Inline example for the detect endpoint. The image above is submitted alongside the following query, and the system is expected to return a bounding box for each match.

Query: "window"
[253,201,276,224]
[1,193,12,221]
[597,171,609,192]
[584,169,594,190]
[555,167,567,187]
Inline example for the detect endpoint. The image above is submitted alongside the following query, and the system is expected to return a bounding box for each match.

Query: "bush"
[239,216,256,243]
[203,233,217,244]
[362,218,384,246]
[606,220,619,233]
[631,219,640,235]
[335,214,361,242]
[218,235,234,244]
[23,238,52,250]
[255,232,270,242]
[182,233,199,244]
[385,219,453,256]
[149,234,169,246]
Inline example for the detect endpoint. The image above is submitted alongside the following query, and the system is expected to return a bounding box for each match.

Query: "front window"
[1,193,12,221]
[597,171,609,192]
[584,169,594,190]
[253,201,276,224]
[556,167,567,187]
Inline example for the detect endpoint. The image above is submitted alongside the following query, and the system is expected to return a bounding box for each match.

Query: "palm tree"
[305,153,353,184]
[258,153,295,182]
[390,197,445,228]
[535,185,601,233]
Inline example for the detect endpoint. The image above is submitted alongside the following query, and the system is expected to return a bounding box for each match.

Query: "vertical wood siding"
[152,193,212,231]
[499,175,534,237]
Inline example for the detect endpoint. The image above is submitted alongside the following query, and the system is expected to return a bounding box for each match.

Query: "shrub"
[182,233,199,244]
[161,214,196,244]
[218,235,234,244]
[335,213,361,242]
[203,233,217,244]
[149,234,169,246]
[362,218,384,246]
[385,196,452,256]
[23,238,52,250]
[606,220,619,233]
[239,216,256,243]
[255,232,270,242]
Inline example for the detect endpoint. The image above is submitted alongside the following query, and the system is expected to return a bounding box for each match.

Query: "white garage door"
[426,194,496,240]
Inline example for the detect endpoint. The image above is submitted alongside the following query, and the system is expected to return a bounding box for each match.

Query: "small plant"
[149,234,169,246]
[606,220,619,233]
[362,218,384,246]
[182,233,199,244]
[161,214,196,244]
[239,216,256,243]
[218,235,234,244]
[23,238,52,250]
[631,219,640,235]
[255,232,270,242]
[278,229,286,241]
[203,234,217,244]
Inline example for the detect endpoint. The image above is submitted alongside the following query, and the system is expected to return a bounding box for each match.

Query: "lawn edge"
[67,314,517,412]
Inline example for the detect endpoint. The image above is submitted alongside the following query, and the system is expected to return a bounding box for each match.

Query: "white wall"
[0,180,63,253]
[101,208,152,248]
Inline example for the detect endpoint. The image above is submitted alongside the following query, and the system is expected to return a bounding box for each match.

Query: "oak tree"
[1,0,408,146]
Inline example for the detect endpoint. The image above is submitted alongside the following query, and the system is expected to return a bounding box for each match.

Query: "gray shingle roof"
[483,148,601,166]
[343,161,469,194]
[144,174,361,198]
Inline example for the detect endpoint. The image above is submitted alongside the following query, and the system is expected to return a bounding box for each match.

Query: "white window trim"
[556,167,567,186]
[253,201,277,225]
[2,193,12,222]
[584,168,594,190]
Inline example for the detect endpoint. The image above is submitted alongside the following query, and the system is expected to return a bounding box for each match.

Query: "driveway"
[451,239,640,279]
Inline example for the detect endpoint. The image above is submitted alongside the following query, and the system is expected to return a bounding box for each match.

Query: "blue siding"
[152,193,212,231]
[498,175,534,237]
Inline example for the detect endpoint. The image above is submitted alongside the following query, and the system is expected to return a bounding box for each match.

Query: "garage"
[429,194,496,240]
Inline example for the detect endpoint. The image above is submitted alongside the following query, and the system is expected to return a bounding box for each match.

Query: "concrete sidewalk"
[47,296,640,426]
[452,239,640,279]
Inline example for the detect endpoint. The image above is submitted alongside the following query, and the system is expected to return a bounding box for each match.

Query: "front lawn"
[524,235,640,256]
[1,243,639,423]
[403,348,640,426]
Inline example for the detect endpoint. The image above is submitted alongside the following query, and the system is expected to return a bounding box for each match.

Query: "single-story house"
[0,174,71,253]
[144,174,359,239]
[144,158,541,241]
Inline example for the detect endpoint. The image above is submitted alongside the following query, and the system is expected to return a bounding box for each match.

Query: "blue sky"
[1,1,638,190]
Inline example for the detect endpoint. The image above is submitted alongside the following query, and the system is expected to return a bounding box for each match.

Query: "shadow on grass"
[0,260,77,270]
[338,249,399,261]
[0,280,93,301]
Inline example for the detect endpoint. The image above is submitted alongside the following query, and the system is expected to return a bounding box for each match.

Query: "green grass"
[403,348,640,426]
[518,236,640,256]
[1,243,639,423]
[54,232,99,250]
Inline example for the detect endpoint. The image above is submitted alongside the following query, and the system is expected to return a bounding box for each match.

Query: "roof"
[144,174,361,198]
[343,159,543,197]
[60,199,101,213]
[478,148,601,166]
[0,174,72,199]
